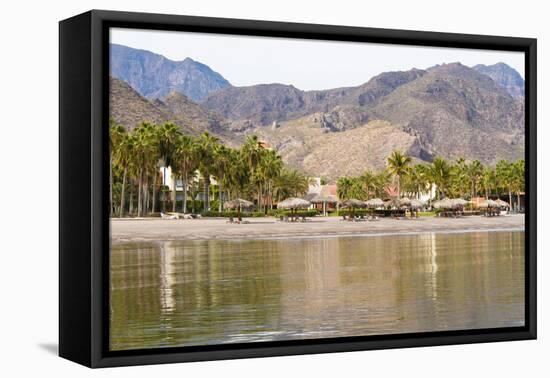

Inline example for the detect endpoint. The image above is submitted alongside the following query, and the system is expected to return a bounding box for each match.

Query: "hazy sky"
[111,28,524,91]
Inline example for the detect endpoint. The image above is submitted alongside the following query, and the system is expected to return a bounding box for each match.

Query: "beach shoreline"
[110,214,525,244]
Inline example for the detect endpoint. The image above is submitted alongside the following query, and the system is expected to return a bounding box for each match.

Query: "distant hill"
[110,49,525,176]
[110,77,240,145]
[110,44,231,101]
[200,69,426,127]
[472,62,524,98]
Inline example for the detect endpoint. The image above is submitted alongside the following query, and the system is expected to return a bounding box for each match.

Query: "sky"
[111,28,525,91]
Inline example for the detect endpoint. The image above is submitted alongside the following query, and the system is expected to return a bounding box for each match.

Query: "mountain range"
[110,44,525,179]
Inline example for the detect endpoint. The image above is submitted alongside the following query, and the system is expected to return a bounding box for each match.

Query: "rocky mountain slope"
[110,46,525,176]
[110,44,231,101]
[201,69,426,127]
[110,77,240,145]
[472,62,525,98]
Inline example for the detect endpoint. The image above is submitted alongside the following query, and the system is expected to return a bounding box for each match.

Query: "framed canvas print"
[59,10,537,368]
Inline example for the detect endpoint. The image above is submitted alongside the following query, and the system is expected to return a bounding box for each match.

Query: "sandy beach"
[110,214,524,244]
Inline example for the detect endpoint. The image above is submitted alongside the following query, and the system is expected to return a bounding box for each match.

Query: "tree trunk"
[171,169,177,213]
[218,182,223,213]
[152,173,157,214]
[396,176,401,198]
[258,183,262,212]
[137,170,143,217]
[119,166,127,217]
[508,188,513,211]
[516,192,521,211]
[110,156,113,217]
[129,180,134,216]
[144,178,149,215]
[182,174,188,213]
[204,176,210,211]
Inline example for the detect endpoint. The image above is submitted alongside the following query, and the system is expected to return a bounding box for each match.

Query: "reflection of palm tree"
[387,150,412,198]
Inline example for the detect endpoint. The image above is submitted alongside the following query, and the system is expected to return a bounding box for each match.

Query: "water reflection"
[110,231,525,351]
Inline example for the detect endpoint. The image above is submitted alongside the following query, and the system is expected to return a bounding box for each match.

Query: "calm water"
[110,231,525,351]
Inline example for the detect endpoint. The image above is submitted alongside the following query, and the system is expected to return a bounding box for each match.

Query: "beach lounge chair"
[160,212,177,220]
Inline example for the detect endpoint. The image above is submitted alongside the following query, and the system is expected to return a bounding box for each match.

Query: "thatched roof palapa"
[433,198,454,209]
[495,199,510,208]
[342,199,367,208]
[224,198,254,210]
[409,199,426,210]
[365,198,385,208]
[478,199,499,208]
[278,197,311,210]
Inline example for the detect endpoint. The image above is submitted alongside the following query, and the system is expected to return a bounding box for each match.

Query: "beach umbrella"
[410,199,426,210]
[277,197,311,210]
[450,198,469,208]
[495,199,510,208]
[399,197,412,207]
[341,199,367,219]
[309,195,339,216]
[341,199,367,208]
[365,198,385,208]
[388,197,410,209]
[433,198,454,209]
[278,197,311,219]
[224,198,253,209]
[478,199,498,208]
[224,198,253,220]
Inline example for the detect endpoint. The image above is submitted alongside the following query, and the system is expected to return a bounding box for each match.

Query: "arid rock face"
[110,44,231,101]
[472,62,525,99]
[111,46,525,177]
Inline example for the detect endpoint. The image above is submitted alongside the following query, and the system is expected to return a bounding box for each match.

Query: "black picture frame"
[59,9,537,368]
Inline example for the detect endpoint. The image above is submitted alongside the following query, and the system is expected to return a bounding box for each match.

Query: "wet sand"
[110,214,524,244]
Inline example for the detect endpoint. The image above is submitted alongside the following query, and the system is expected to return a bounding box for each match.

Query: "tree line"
[337,151,525,210]
[109,121,311,217]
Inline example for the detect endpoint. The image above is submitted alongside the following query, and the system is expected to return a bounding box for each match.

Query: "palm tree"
[481,166,497,199]
[496,160,514,207]
[403,164,429,199]
[428,156,451,199]
[241,135,264,209]
[258,149,283,210]
[212,144,232,212]
[196,132,219,212]
[387,150,412,198]
[113,132,134,217]
[337,177,354,201]
[133,123,159,217]
[109,120,126,216]
[512,159,525,211]
[173,135,199,213]
[156,122,182,212]
[466,160,484,199]
[273,169,310,201]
